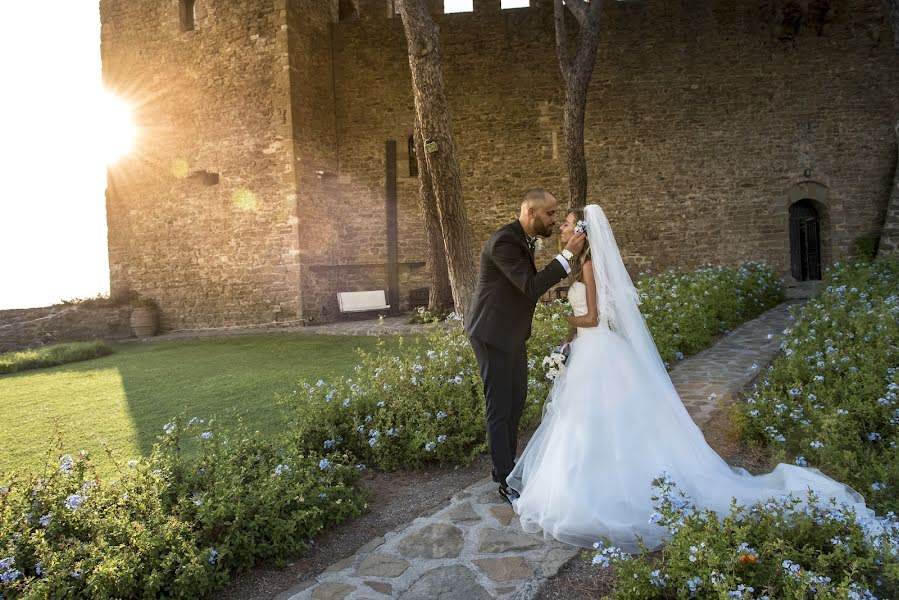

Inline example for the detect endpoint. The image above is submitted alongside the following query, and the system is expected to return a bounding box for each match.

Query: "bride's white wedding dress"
[507,205,875,552]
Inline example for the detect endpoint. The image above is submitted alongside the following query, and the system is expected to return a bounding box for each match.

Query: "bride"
[506,203,875,552]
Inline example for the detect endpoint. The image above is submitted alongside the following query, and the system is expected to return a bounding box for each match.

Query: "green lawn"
[0,334,409,477]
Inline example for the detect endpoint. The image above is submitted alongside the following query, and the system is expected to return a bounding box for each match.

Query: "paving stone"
[444,501,480,523]
[277,579,315,600]
[397,565,491,600]
[489,504,516,526]
[364,581,393,595]
[396,523,464,559]
[478,489,501,504]
[495,586,517,596]
[542,548,576,578]
[323,556,354,573]
[356,535,385,555]
[478,528,542,553]
[355,554,410,578]
[474,556,534,581]
[311,583,355,600]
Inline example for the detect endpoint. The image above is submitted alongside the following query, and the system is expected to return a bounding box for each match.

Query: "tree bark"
[880,121,899,255]
[879,0,899,255]
[396,0,477,315]
[413,116,454,310]
[554,0,603,209]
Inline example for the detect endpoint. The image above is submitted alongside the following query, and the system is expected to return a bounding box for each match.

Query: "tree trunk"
[880,121,899,255]
[880,0,899,255]
[396,0,477,315]
[413,116,454,310]
[554,0,603,209]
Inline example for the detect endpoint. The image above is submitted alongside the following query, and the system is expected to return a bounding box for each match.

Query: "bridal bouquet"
[541,342,570,381]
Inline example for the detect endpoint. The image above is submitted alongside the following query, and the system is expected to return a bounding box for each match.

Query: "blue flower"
[273,464,290,476]
[59,454,74,473]
[39,514,51,527]
[324,439,335,450]
[200,431,213,440]
[437,435,447,443]
[436,411,447,420]
[164,422,176,435]
[71,569,83,578]
[65,493,83,511]
[424,441,437,452]
[208,549,219,565]
[318,459,332,471]
[794,456,808,467]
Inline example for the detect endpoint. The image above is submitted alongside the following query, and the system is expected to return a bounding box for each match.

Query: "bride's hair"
[566,208,592,283]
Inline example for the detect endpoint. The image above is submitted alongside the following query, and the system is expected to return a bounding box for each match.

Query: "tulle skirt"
[506,326,872,551]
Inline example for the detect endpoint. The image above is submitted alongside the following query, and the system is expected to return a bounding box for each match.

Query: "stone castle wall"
[101,0,300,329]
[0,306,133,354]
[101,0,899,328]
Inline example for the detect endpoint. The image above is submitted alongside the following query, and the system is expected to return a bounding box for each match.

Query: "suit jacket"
[465,220,568,351]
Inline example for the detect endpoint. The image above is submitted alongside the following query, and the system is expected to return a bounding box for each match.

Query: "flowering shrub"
[290,263,783,471]
[595,475,899,599]
[638,262,784,366]
[0,420,364,599]
[738,258,899,513]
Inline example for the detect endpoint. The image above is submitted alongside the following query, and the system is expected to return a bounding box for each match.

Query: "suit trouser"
[469,337,528,484]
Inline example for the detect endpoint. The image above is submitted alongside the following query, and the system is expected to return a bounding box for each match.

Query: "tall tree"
[554,0,604,209]
[396,0,477,314]
[412,116,454,311]
[879,0,899,255]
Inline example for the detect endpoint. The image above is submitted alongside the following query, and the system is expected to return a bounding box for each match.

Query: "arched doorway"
[789,199,822,281]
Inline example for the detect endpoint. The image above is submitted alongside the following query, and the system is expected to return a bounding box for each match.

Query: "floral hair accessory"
[574,220,588,234]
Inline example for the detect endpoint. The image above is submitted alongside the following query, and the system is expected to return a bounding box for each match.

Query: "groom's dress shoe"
[498,484,520,506]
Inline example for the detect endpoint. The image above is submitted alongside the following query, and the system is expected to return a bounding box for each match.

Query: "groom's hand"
[564,232,586,255]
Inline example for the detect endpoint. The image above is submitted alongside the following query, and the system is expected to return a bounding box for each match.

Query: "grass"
[0,340,114,374]
[0,333,411,477]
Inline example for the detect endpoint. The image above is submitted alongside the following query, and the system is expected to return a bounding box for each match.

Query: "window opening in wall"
[501,0,529,8]
[179,0,196,32]
[444,0,474,13]
[189,170,219,186]
[407,135,418,177]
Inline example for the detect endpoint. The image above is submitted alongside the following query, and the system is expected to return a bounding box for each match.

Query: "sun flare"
[94,90,137,165]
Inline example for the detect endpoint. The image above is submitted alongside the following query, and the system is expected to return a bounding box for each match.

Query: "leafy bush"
[738,258,899,513]
[0,341,113,375]
[852,236,880,262]
[639,262,784,366]
[0,420,364,599]
[594,475,899,599]
[288,263,784,471]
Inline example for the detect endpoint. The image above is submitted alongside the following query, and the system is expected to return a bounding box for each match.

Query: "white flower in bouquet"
[542,349,568,381]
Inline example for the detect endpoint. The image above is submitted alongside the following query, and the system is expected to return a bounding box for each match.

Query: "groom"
[466,188,586,504]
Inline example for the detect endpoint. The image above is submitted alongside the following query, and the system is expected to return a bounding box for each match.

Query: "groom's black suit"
[466,220,568,484]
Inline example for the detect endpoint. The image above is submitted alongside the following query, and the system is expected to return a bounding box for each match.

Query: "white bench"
[337,290,391,313]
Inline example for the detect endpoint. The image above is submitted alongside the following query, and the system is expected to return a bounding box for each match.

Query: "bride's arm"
[566,260,599,328]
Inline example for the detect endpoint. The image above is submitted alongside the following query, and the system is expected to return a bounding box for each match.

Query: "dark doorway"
[789,200,822,281]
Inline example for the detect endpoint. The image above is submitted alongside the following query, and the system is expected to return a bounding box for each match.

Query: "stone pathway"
[273,300,803,600]
[672,300,801,426]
